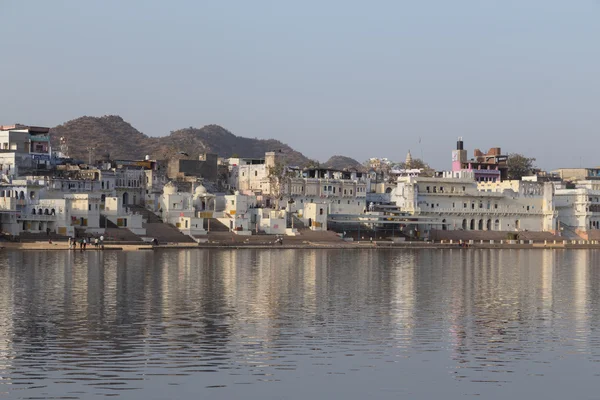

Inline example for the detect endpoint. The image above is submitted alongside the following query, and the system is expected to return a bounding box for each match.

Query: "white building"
[0,124,53,178]
[157,182,214,235]
[392,171,556,237]
[554,180,600,237]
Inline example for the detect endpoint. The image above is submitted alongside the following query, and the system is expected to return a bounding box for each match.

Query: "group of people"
[68,235,104,250]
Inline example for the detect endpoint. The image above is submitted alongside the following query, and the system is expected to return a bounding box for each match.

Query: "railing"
[19,214,61,221]
[417,207,546,215]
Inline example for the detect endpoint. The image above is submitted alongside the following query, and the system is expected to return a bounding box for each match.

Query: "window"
[319,208,324,215]
[350,190,353,195]
[255,171,258,177]
[471,203,475,209]
[494,203,498,209]
[431,204,434,209]
[463,203,467,208]
[231,200,235,205]
[88,204,91,211]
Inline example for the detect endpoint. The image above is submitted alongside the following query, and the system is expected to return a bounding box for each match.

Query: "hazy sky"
[2,1,599,170]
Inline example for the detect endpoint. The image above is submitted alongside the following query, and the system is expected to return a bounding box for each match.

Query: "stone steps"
[144,222,195,243]
[204,218,230,232]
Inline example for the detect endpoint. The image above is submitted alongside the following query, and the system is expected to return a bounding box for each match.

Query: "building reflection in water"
[0,249,600,397]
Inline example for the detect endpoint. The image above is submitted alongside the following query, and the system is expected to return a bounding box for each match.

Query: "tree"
[507,153,536,180]
[395,158,435,176]
[267,160,295,209]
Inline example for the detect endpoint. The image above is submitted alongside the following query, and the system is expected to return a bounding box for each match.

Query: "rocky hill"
[50,115,310,165]
[323,155,366,171]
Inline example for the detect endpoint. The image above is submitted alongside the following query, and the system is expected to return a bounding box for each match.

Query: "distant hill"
[50,115,310,165]
[50,115,155,161]
[323,155,366,171]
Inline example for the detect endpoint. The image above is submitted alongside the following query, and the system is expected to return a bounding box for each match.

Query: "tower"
[405,150,413,169]
[452,137,467,171]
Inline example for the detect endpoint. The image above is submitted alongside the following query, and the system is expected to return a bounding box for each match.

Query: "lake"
[0,248,599,399]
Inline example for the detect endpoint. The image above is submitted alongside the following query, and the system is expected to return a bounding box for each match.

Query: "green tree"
[507,153,536,180]
[396,158,434,176]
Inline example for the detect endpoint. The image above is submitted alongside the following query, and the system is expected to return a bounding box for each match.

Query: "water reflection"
[0,249,599,399]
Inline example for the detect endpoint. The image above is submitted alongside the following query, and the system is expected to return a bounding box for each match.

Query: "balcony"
[19,213,61,221]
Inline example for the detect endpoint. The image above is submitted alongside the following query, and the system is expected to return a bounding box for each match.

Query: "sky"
[1,0,599,170]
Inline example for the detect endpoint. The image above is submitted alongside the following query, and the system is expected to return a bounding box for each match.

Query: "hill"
[50,115,155,161]
[50,116,310,165]
[322,155,366,171]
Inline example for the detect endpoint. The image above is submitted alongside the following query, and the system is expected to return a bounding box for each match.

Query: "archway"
[123,192,129,206]
[442,219,447,231]
[470,219,475,230]
[486,219,492,231]
[462,219,467,230]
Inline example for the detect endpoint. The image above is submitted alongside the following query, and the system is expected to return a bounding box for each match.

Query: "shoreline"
[2,241,600,251]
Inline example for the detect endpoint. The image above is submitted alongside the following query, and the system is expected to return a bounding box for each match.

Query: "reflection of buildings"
[389,251,417,346]
[0,258,15,381]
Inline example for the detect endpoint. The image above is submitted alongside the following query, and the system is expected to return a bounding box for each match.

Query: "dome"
[163,181,177,195]
[194,184,207,196]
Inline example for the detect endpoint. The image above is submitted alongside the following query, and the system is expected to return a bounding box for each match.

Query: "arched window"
[38,208,43,215]
[470,219,475,230]
[51,208,55,215]
[486,219,492,231]
[19,191,24,199]
[494,219,500,230]
[442,219,447,231]
[32,208,36,215]
[44,209,49,215]
[478,219,483,230]
[30,191,35,200]
[462,219,467,230]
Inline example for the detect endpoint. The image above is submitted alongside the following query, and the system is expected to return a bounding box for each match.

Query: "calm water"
[0,249,599,399]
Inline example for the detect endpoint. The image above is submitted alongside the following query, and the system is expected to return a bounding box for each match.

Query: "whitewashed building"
[554,180,600,237]
[392,171,556,236]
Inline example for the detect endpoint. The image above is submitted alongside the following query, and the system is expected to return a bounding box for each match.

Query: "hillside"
[50,116,310,165]
[50,115,155,161]
[323,155,366,171]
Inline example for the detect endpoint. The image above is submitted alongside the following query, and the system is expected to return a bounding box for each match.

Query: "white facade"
[392,172,556,236]
[554,181,600,235]
[65,193,103,233]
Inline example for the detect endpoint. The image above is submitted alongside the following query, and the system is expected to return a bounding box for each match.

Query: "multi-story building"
[554,180,600,237]
[227,152,368,214]
[0,124,53,178]
[392,170,556,237]
[452,138,508,182]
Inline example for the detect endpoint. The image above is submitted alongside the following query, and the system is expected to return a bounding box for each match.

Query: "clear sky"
[1,0,599,170]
